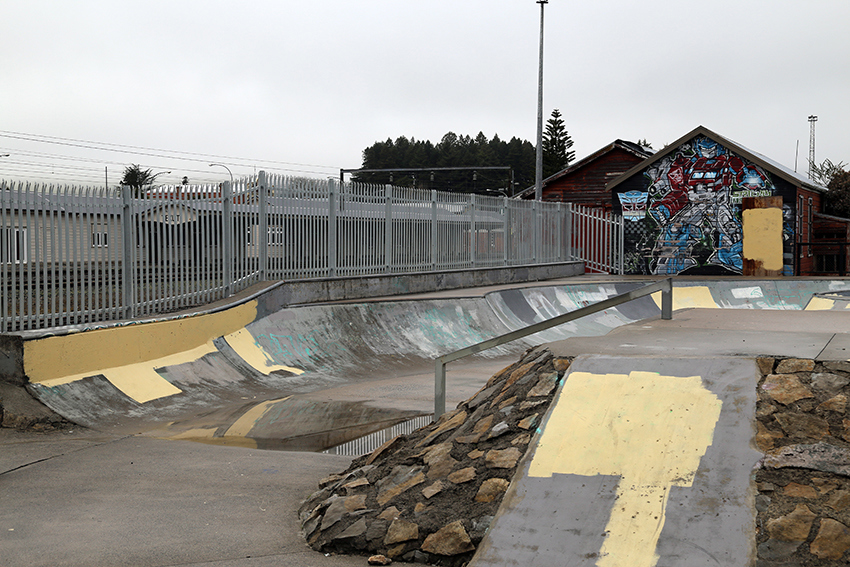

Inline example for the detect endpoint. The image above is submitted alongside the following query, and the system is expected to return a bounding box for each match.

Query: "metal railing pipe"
[434,278,673,418]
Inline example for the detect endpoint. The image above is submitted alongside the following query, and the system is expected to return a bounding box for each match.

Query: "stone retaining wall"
[756,357,850,565]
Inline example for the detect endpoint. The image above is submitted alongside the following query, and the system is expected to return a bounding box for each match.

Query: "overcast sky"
[2,0,848,187]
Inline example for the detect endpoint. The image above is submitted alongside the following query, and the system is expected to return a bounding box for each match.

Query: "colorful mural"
[617,136,777,275]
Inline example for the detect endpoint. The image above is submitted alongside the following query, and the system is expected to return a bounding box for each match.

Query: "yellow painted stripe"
[224,396,291,438]
[37,342,217,403]
[652,286,717,311]
[224,328,304,376]
[805,297,835,311]
[530,370,721,567]
[24,301,257,384]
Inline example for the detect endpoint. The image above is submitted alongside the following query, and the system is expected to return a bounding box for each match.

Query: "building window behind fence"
[91,224,109,248]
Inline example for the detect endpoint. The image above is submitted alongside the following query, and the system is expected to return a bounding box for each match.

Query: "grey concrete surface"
[0,428,369,567]
[470,355,761,567]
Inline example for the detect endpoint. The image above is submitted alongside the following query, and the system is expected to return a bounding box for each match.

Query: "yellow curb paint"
[38,342,217,403]
[652,286,717,311]
[529,371,722,567]
[743,208,783,271]
[24,301,257,384]
[223,328,304,376]
[224,396,291,438]
[805,297,835,311]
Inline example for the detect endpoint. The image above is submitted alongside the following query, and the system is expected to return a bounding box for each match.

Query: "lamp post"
[209,163,233,187]
[534,0,548,202]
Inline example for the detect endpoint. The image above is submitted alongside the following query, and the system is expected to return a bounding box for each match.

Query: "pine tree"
[541,109,575,178]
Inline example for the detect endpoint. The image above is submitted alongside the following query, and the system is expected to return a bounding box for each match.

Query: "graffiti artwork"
[622,136,776,275]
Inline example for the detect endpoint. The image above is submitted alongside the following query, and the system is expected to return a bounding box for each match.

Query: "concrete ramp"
[470,355,761,567]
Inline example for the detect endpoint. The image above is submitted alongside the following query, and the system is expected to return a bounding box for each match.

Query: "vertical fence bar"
[328,178,337,278]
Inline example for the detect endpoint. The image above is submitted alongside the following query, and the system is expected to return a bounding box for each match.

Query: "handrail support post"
[435,359,447,419]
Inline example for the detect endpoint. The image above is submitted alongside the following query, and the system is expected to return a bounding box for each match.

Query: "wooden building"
[607,125,832,276]
[516,140,654,209]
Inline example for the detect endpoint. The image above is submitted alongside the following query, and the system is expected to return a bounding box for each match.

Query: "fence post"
[328,178,337,278]
[222,180,233,296]
[258,171,268,281]
[470,194,477,267]
[503,196,509,266]
[533,200,539,263]
[120,185,136,320]
[384,184,393,271]
[565,203,572,261]
[431,190,437,270]
[435,359,446,419]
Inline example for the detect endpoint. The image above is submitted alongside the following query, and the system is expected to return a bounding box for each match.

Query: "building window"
[2,227,28,263]
[268,227,286,245]
[92,225,109,248]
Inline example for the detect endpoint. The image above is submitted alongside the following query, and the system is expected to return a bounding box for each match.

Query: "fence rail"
[2,173,621,332]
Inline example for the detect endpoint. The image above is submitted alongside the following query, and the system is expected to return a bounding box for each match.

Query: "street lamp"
[534,0,548,202]
[209,163,233,188]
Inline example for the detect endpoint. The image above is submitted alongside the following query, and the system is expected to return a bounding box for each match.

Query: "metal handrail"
[434,278,673,418]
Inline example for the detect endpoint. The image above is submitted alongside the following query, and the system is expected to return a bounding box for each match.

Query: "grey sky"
[2,0,848,187]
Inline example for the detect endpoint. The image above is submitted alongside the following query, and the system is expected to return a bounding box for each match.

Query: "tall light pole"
[808,115,818,180]
[209,163,233,187]
[534,0,548,201]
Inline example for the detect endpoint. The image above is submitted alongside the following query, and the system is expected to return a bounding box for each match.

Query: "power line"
[0,130,340,172]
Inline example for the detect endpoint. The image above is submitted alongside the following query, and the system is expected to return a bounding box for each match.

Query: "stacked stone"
[756,358,850,565]
[299,347,570,566]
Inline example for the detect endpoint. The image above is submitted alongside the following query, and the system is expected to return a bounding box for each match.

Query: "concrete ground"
[3,276,850,566]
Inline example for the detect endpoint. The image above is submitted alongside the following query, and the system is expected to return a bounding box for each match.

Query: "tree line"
[353,110,574,196]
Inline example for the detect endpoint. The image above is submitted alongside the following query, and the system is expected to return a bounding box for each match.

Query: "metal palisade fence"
[1,172,622,332]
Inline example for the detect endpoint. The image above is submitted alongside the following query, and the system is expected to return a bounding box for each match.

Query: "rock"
[502,361,537,392]
[553,358,571,372]
[417,410,467,448]
[321,495,367,531]
[319,474,346,489]
[496,396,518,410]
[528,372,559,397]
[414,502,429,514]
[485,447,522,469]
[378,506,401,521]
[423,443,458,480]
[757,539,801,561]
[756,422,784,452]
[387,542,411,559]
[447,467,476,484]
[775,358,815,374]
[766,503,816,542]
[487,421,509,440]
[467,449,485,459]
[811,478,839,495]
[810,518,850,560]
[520,399,547,411]
[456,415,493,444]
[762,443,850,476]
[377,466,427,506]
[773,412,829,440]
[367,435,403,466]
[421,520,475,556]
[812,371,850,391]
[422,481,443,499]
[341,477,370,493]
[782,482,818,499]
[469,515,494,541]
[467,385,498,409]
[368,554,393,565]
[755,494,771,513]
[818,394,847,412]
[758,482,776,492]
[518,413,538,431]
[332,518,368,543]
[756,403,777,418]
[385,518,419,545]
[511,433,532,446]
[761,375,814,405]
[365,519,389,543]
[845,419,850,443]
[475,478,510,503]
[499,404,515,416]
[756,357,775,375]
[827,490,850,511]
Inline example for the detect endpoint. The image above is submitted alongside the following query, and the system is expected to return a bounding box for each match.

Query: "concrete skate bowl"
[8,278,850,451]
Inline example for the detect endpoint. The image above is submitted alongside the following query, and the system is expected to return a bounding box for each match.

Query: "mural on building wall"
[618,136,777,275]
